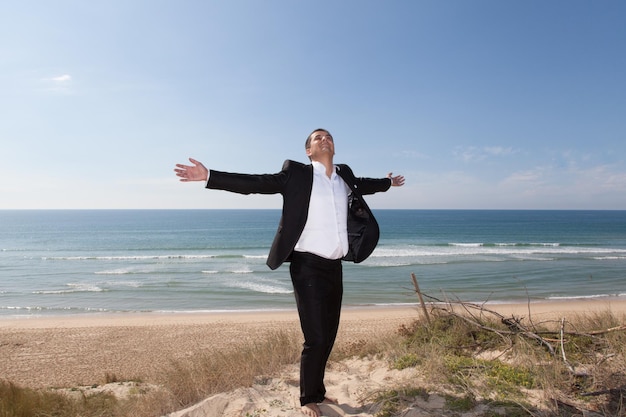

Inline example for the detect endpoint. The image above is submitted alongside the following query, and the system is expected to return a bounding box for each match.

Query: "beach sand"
[1,299,625,416]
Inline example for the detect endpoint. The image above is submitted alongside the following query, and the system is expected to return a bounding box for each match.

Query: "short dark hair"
[305,128,331,150]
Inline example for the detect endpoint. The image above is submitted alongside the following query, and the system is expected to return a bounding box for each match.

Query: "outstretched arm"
[174,158,209,182]
[387,172,405,187]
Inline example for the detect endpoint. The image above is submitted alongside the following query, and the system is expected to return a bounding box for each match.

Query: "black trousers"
[289,251,343,406]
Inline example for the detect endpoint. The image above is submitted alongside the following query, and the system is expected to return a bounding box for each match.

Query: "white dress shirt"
[294,161,350,260]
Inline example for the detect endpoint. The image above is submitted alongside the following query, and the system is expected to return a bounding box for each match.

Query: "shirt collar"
[311,161,337,178]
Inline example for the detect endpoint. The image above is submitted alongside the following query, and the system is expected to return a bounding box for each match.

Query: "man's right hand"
[174,158,209,182]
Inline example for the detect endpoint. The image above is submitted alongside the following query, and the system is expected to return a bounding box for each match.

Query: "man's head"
[305,128,334,161]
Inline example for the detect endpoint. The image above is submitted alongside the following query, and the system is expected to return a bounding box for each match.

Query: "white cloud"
[397,149,429,159]
[502,168,545,184]
[484,146,515,156]
[51,74,72,82]
[40,74,73,93]
[454,146,483,162]
[572,164,626,192]
[454,145,519,163]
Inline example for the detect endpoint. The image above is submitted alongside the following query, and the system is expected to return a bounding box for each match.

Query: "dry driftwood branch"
[428,296,557,356]
[410,273,431,325]
[415,285,626,364]
[437,305,513,346]
[422,293,550,354]
[503,316,557,357]
[585,324,626,336]
[559,317,576,374]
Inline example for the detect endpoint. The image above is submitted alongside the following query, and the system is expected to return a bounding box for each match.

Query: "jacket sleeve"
[338,164,391,195]
[354,176,392,195]
[206,161,292,195]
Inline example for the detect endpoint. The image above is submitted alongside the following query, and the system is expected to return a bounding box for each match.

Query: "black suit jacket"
[207,160,391,270]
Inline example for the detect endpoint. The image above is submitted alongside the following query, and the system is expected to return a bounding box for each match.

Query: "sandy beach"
[1,299,625,416]
[2,299,624,388]
[0,306,417,389]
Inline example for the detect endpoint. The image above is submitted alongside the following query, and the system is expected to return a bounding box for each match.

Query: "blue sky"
[1,1,624,209]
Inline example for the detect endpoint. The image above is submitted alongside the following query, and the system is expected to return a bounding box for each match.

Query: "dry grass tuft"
[333,331,401,361]
[160,329,301,408]
[0,379,120,417]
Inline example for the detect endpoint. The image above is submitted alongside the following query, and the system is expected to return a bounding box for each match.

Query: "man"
[174,128,404,417]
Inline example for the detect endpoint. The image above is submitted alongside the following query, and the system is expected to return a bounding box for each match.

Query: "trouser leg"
[290,252,343,406]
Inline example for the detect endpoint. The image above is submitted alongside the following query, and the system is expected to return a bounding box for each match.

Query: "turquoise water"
[1,210,625,316]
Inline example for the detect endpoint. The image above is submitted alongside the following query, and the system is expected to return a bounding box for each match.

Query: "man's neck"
[312,157,335,178]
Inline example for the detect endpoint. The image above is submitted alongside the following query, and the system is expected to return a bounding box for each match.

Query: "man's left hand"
[387,173,405,187]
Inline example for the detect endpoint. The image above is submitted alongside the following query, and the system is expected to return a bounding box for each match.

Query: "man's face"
[306,130,335,160]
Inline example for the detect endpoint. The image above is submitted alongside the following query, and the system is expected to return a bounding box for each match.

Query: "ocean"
[1,209,625,317]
